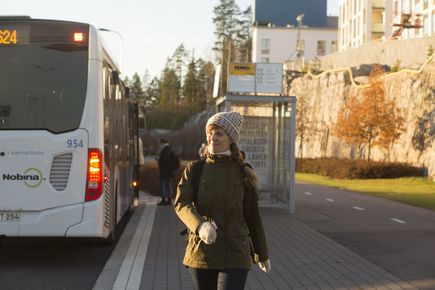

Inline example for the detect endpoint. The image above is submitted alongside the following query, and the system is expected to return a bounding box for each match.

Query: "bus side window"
[103,64,111,164]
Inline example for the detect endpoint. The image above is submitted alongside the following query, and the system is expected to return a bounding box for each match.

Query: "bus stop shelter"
[215,94,297,214]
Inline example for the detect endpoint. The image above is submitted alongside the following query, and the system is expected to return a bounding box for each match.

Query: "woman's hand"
[258,259,271,273]
[198,221,217,244]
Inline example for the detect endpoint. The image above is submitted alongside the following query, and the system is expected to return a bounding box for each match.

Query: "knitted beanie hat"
[206,112,243,143]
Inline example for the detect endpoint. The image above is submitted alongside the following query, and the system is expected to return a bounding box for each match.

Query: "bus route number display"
[0,29,18,45]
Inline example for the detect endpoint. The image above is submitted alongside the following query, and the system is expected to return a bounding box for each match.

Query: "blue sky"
[2,0,339,79]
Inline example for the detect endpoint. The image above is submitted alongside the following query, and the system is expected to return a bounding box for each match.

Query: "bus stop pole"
[289,97,297,215]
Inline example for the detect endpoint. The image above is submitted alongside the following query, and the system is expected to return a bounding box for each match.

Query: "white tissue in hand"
[258,259,271,273]
[198,222,217,244]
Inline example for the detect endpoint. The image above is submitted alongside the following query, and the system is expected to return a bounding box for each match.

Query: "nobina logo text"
[2,168,44,188]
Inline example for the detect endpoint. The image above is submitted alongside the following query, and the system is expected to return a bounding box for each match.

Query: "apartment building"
[339,0,393,51]
[252,23,338,64]
[339,0,434,51]
[392,0,435,39]
[252,0,338,65]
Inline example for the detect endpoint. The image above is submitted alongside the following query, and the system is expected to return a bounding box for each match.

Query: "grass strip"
[296,173,435,211]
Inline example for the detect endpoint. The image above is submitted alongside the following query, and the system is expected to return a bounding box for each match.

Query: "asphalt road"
[2,184,435,290]
[295,182,435,290]
[0,210,133,290]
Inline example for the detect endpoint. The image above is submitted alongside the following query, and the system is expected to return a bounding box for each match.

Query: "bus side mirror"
[111,71,120,85]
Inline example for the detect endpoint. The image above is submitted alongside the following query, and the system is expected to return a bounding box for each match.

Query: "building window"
[423,14,430,35]
[261,39,270,54]
[432,11,435,33]
[401,0,409,12]
[415,0,422,13]
[353,19,357,37]
[317,41,326,55]
[260,57,270,63]
[415,25,422,37]
[393,1,398,16]
[331,41,338,52]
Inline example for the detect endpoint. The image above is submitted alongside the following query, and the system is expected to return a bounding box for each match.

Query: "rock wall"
[288,61,435,179]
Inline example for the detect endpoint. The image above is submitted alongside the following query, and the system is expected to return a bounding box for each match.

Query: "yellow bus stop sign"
[229,63,256,75]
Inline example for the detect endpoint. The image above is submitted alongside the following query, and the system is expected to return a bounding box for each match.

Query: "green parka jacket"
[174,154,269,270]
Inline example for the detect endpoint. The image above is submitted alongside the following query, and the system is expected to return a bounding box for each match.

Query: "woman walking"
[174,111,271,290]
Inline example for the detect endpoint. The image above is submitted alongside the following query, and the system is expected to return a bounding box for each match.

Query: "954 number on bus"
[0,212,20,222]
[67,139,84,148]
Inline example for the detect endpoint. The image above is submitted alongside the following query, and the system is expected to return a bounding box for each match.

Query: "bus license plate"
[0,212,21,222]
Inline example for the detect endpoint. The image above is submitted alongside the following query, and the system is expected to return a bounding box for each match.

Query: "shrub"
[138,161,186,196]
[391,59,401,72]
[296,158,424,179]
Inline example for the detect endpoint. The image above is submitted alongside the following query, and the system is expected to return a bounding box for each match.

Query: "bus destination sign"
[0,29,18,45]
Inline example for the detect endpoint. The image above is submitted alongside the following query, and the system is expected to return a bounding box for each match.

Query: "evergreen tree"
[130,73,144,99]
[144,77,160,106]
[183,57,199,107]
[213,0,240,55]
[213,0,252,95]
[169,44,190,84]
[123,76,131,87]
[142,69,151,92]
[236,6,253,62]
[196,59,215,108]
[159,65,180,111]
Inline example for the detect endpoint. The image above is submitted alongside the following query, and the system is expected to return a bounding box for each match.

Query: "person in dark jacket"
[157,138,174,205]
[174,112,271,290]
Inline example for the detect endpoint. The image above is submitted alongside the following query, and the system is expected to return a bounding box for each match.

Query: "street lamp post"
[296,14,304,67]
[99,28,124,72]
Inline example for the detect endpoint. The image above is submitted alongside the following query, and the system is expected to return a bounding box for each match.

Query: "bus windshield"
[0,20,89,133]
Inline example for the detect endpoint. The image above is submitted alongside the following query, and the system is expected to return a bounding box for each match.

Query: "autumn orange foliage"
[334,65,404,161]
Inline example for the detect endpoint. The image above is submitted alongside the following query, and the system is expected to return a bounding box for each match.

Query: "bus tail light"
[85,149,103,202]
[74,32,84,42]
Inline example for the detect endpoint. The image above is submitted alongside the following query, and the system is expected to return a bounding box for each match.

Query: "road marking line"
[304,192,312,196]
[390,218,406,224]
[353,206,366,211]
[326,198,335,202]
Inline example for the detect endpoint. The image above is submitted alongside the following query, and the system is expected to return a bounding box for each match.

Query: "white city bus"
[0,17,138,244]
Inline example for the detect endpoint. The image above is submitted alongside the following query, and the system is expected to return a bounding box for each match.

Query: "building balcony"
[371,23,384,33]
[371,0,385,9]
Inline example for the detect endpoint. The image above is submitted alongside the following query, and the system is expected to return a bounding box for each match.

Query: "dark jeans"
[160,177,173,199]
[189,268,249,290]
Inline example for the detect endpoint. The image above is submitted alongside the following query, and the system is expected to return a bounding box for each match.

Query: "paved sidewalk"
[95,194,417,290]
